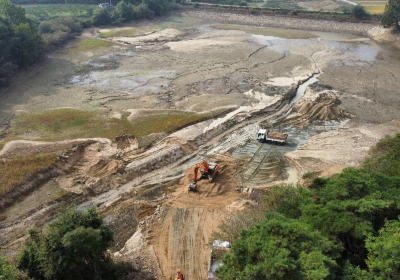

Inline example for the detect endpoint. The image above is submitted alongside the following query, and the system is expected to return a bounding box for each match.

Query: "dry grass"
[129,111,220,138]
[7,109,134,141]
[365,5,386,14]
[0,153,58,196]
[2,108,224,146]
[353,0,387,14]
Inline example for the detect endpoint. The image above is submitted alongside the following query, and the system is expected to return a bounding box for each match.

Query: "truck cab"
[257,129,268,141]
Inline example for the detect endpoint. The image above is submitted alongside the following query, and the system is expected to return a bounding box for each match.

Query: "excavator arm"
[193,164,199,183]
[193,161,209,183]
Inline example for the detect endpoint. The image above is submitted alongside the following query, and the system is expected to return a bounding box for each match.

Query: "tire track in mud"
[149,207,214,280]
[241,141,274,183]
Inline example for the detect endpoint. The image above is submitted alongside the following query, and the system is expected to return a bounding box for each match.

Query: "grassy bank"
[2,108,223,145]
[0,153,58,196]
[67,38,114,53]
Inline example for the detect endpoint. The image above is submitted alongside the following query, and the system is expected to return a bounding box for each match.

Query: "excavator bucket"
[188,182,198,192]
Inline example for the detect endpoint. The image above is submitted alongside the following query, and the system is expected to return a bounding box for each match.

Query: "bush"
[0,257,19,280]
[352,5,370,19]
[146,0,167,16]
[39,21,54,33]
[18,207,117,280]
[93,7,113,25]
[58,16,83,33]
[114,1,135,22]
[134,3,155,19]
[217,213,339,280]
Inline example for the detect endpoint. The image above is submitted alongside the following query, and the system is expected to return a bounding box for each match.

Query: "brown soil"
[146,156,241,280]
[285,89,353,128]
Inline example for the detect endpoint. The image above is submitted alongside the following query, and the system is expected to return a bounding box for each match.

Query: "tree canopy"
[217,213,339,280]
[381,0,400,30]
[351,5,370,19]
[0,0,44,86]
[18,206,116,280]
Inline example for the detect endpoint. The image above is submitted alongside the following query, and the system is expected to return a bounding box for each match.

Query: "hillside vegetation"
[0,0,177,87]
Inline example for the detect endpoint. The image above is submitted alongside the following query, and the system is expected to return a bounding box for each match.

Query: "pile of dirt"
[285,90,352,128]
[55,140,124,196]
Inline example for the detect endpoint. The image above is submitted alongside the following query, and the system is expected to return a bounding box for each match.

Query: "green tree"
[364,218,400,279]
[12,22,44,68]
[93,8,112,25]
[363,134,400,176]
[145,0,166,16]
[18,206,116,280]
[342,219,400,280]
[382,0,400,30]
[0,18,17,86]
[352,5,370,19]
[217,213,339,280]
[0,0,43,86]
[0,257,19,280]
[114,1,135,22]
[134,2,154,19]
[0,0,27,26]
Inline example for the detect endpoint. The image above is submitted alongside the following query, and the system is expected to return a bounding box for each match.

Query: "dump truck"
[257,129,288,144]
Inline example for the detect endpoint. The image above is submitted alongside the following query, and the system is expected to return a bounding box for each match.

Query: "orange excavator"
[188,161,220,192]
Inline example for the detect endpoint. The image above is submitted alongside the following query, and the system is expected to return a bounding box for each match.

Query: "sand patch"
[266,76,305,87]
[166,38,237,52]
[112,28,183,44]
[286,120,400,173]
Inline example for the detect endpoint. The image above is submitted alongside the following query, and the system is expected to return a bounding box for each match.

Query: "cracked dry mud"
[1,10,400,280]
